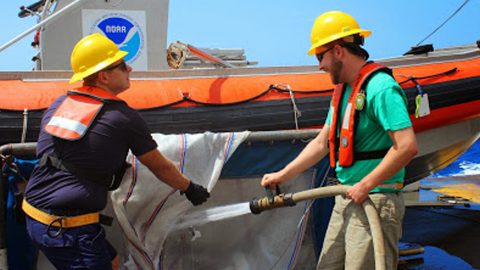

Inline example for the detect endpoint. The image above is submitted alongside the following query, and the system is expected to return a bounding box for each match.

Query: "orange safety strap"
[329,62,391,168]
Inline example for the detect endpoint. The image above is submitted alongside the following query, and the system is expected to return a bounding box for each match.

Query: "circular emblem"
[355,92,365,111]
[92,14,144,63]
[341,136,348,147]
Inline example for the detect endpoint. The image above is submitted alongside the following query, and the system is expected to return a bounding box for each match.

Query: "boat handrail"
[0,0,90,54]
[0,129,321,157]
[0,142,37,157]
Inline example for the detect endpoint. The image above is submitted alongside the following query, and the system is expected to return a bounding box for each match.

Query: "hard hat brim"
[69,50,128,84]
[307,29,371,55]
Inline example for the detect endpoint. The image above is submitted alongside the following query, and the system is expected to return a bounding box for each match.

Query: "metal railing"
[0,0,90,54]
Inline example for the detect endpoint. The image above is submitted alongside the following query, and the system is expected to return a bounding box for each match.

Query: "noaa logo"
[93,14,144,63]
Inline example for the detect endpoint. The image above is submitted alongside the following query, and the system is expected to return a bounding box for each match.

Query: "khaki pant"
[317,193,405,270]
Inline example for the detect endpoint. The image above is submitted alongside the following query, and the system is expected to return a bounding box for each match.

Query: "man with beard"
[261,11,418,270]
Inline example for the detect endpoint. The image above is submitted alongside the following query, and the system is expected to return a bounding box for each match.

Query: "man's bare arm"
[137,148,190,191]
[261,124,331,188]
[347,127,418,203]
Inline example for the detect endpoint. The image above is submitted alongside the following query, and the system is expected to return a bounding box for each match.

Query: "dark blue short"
[26,216,116,269]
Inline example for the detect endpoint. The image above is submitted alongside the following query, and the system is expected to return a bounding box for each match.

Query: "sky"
[0,0,479,71]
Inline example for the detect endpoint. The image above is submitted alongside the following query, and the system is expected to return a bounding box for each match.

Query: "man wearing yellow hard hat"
[262,11,418,270]
[23,33,210,269]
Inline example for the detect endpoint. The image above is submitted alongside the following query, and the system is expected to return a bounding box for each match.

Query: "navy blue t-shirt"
[25,94,157,211]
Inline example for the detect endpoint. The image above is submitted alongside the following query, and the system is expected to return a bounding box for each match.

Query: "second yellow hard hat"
[308,11,371,55]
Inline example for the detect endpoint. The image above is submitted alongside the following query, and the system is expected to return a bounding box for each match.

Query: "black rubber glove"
[182,181,210,206]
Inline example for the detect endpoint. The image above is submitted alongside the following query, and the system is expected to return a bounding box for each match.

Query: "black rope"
[398,68,458,86]
[269,85,333,94]
[416,0,470,46]
[138,85,332,110]
[183,87,272,107]
[138,99,188,111]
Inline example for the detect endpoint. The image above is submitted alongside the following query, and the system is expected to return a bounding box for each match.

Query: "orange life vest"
[42,86,129,190]
[328,62,392,168]
[45,86,121,140]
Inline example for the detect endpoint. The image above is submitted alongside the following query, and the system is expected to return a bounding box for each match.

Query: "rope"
[180,87,273,107]
[273,84,302,129]
[416,0,471,46]
[138,85,331,111]
[269,85,333,95]
[167,42,187,69]
[397,68,458,86]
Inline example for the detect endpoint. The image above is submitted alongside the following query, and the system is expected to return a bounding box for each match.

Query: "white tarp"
[107,131,318,270]
[109,132,249,269]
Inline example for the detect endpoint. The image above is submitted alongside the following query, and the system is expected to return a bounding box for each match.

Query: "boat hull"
[405,117,480,183]
[0,45,479,180]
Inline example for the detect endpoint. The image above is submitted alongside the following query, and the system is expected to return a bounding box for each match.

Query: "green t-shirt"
[326,71,412,193]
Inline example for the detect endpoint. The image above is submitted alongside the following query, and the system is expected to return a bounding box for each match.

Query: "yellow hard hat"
[308,11,371,55]
[69,33,128,84]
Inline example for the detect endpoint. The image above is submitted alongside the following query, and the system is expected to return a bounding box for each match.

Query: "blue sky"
[1,0,478,71]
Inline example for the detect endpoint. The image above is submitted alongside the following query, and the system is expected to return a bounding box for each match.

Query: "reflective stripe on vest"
[328,62,391,168]
[44,86,120,141]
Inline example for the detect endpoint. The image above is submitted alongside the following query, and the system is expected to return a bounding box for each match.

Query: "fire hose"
[250,185,386,270]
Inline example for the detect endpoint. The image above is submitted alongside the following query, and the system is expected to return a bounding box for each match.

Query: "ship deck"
[401,175,480,269]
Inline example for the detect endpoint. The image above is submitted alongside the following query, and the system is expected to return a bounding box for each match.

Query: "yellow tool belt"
[22,199,100,228]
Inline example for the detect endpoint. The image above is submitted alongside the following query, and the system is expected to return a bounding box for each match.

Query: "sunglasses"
[104,61,128,72]
[316,47,333,62]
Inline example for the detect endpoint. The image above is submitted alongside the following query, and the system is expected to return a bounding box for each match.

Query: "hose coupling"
[249,193,296,214]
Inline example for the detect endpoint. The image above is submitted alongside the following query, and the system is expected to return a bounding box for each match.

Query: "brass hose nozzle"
[249,193,296,214]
